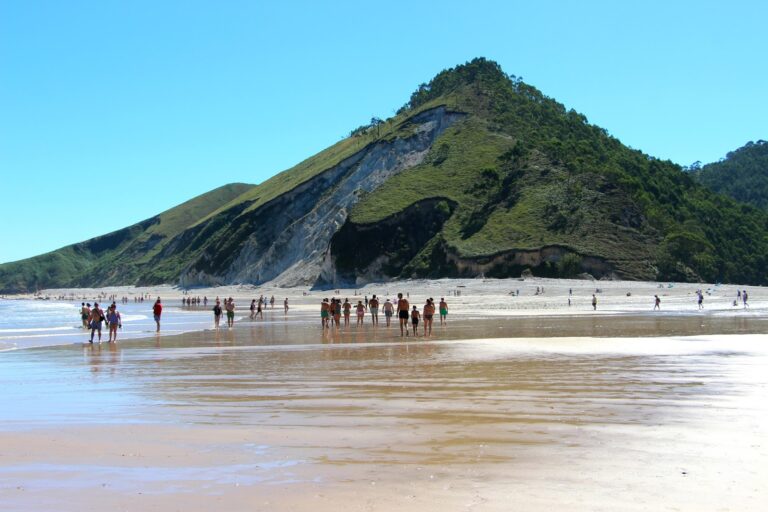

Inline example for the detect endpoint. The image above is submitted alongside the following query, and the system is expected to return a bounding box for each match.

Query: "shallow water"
[1,312,767,510]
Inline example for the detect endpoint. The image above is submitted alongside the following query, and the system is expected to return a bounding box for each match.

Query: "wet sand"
[1,311,767,511]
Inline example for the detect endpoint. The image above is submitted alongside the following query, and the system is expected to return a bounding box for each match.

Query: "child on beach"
[356,301,365,326]
[411,305,420,336]
[654,295,661,310]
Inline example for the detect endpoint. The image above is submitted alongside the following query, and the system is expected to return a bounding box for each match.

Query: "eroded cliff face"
[176,107,464,287]
[320,198,457,287]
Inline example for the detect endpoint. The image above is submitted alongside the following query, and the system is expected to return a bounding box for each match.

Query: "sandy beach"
[1,278,767,511]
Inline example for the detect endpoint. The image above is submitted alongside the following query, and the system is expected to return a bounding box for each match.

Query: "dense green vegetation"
[692,140,768,209]
[351,58,768,284]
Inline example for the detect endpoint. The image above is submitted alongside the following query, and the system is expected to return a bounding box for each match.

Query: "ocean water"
[0,299,216,351]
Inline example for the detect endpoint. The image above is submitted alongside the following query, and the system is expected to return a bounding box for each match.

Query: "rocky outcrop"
[319,198,456,287]
[177,106,464,287]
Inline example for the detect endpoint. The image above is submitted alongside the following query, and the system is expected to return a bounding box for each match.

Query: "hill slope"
[692,140,768,209]
[0,183,255,292]
[2,58,767,292]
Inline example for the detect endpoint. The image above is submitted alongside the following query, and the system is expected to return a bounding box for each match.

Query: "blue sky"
[1,0,766,263]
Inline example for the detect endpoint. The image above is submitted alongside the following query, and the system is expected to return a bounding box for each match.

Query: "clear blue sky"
[1,0,766,263]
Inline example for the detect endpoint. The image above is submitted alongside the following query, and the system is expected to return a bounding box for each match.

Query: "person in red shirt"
[153,298,163,332]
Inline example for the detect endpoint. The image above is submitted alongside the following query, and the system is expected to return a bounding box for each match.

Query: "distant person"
[743,290,749,309]
[321,299,330,328]
[356,301,365,326]
[88,302,104,343]
[80,302,90,328]
[203,296,208,306]
[284,298,289,314]
[333,299,341,328]
[256,298,263,319]
[369,295,379,326]
[591,294,597,311]
[410,305,420,336]
[654,295,661,310]
[364,295,369,311]
[226,298,236,327]
[153,298,163,332]
[250,299,257,319]
[383,299,394,327]
[213,299,222,329]
[397,293,410,336]
[423,299,435,337]
[343,298,352,326]
[270,295,275,309]
[106,305,121,343]
[697,290,704,310]
[439,298,448,324]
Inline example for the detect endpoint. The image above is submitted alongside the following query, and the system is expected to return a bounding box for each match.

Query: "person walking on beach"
[153,298,162,332]
[591,294,597,311]
[397,293,410,336]
[213,299,222,329]
[369,295,380,326]
[743,290,749,309]
[423,299,435,337]
[88,302,104,343]
[697,290,704,310]
[80,302,90,328]
[411,305,421,337]
[284,298,289,314]
[383,299,393,327]
[439,298,448,324]
[342,299,351,326]
[654,295,661,310]
[106,305,121,343]
[332,299,342,328]
[250,299,256,319]
[256,298,263,319]
[226,298,236,328]
[321,299,330,328]
[355,300,365,327]
[270,296,275,309]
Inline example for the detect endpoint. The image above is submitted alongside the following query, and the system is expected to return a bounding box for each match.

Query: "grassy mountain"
[692,140,768,209]
[0,183,254,292]
[329,59,768,285]
[2,58,767,292]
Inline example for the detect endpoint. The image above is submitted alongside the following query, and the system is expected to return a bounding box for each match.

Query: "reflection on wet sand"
[0,315,766,511]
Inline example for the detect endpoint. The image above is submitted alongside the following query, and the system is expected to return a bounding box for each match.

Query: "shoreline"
[1,276,766,352]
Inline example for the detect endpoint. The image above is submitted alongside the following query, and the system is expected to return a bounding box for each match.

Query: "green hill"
[0,183,254,292]
[692,140,768,209]
[329,59,768,285]
[2,58,767,292]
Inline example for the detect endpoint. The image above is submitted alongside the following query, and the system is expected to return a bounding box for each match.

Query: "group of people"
[181,296,208,306]
[80,301,123,343]
[320,293,448,337]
